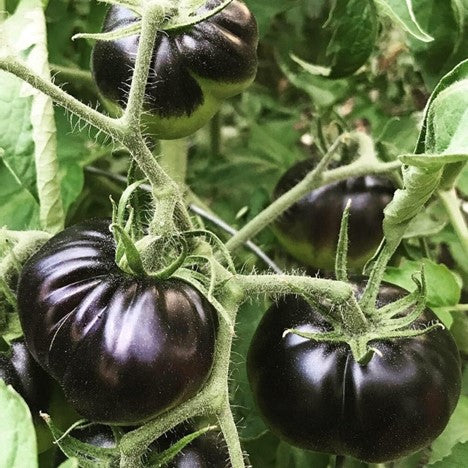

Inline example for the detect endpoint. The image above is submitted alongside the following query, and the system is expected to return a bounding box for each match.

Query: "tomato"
[0,338,50,412]
[92,0,258,140]
[17,219,218,425]
[156,424,229,467]
[62,423,228,467]
[272,159,395,272]
[247,281,461,463]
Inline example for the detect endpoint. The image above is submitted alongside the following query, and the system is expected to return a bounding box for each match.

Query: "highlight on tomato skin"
[272,158,396,272]
[92,0,259,140]
[16,219,218,425]
[247,280,462,463]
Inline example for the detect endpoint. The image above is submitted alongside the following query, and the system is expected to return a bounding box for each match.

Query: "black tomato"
[0,338,50,413]
[247,281,461,463]
[92,0,258,139]
[17,219,218,425]
[63,423,229,467]
[273,159,395,272]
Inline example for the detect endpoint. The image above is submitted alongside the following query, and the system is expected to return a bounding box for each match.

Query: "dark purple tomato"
[0,338,50,413]
[273,159,395,271]
[17,219,217,425]
[63,423,229,467]
[92,0,258,139]
[247,281,461,463]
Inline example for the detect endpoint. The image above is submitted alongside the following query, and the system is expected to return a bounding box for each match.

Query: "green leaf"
[383,259,461,309]
[323,0,377,78]
[0,0,64,232]
[21,0,64,233]
[0,160,40,229]
[374,0,434,42]
[432,443,468,468]
[408,0,465,88]
[416,59,468,154]
[429,396,468,464]
[0,380,38,468]
[403,200,448,238]
[383,164,443,248]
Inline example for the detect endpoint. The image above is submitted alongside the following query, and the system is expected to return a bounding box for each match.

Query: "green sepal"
[147,425,217,467]
[163,0,234,31]
[335,199,351,282]
[111,224,146,276]
[73,22,142,42]
[40,414,120,468]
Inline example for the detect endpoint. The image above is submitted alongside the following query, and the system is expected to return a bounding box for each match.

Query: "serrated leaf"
[374,0,434,42]
[429,396,468,464]
[0,380,38,468]
[383,258,461,309]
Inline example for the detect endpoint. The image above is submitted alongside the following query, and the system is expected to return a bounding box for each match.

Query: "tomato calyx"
[284,270,443,365]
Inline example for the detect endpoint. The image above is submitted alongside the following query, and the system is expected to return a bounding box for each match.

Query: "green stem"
[359,243,395,314]
[225,147,401,251]
[121,2,165,129]
[225,134,346,251]
[438,188,468,259]
[236,274,368,334]
[210,112,221,157]
[50,64,96,90]
[0,58,124,139]
[217,397,245,468]
[159,139,188,186]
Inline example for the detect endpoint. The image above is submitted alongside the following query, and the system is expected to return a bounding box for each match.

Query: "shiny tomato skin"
[273,159,395,271]
[247,282,461,463]
[92,0,258,140]
[0,338,50,412]
[17,219,217,425]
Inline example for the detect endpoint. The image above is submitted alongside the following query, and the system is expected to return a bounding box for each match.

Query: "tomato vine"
[0,0,467,467]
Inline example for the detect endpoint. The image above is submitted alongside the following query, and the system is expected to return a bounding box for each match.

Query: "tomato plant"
[0,0,467,467]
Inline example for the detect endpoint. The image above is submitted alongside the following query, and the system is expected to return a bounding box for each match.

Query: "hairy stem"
[121,1,165,129]
[236,274,368,333]
[217,397,245,468]
[159,139,189,185]
[438,188,468,258]
[0,58,124,139]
